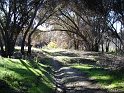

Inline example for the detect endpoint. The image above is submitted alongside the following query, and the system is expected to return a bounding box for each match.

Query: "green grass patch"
[71,64,124,91]
[0,56,54,93]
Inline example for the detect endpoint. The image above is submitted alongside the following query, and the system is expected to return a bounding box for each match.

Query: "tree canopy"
[0,0,124,57]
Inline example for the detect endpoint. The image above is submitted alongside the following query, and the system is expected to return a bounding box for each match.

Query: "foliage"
[0,0,43,57]
[47,41,58,49]
[0,0,124,56]
[0,0,59,57]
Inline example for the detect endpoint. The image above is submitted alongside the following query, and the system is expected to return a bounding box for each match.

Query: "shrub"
[47,41,58,48]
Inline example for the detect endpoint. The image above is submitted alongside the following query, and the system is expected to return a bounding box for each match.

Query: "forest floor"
[0,48,124,93]
[42,48,124,93]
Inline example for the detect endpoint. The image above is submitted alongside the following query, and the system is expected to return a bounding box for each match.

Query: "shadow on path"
[50,57,108,93]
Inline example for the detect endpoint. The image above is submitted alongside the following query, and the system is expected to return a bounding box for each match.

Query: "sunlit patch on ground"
[0,56,54,93]
[43,49,124,92]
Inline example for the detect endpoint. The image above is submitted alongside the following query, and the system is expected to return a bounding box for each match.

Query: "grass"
[41,48,124,92]
[0,56,54,93]
[71,64,124,91]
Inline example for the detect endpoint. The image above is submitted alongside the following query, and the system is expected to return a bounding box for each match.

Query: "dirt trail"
[51,57,107,93]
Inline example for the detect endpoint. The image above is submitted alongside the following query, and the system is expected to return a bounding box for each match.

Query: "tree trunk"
[27,35,32,55]
[106,46,109,52]
[74,39,77,50]
[21,39,25,55]
[106,40,110,52]
[3,39,15,57]
[27,28,40,55]
[94,43,99,52]
[74,40,79,50]
[92,43,99,52]
[84,42,91,51]
[101,40,104,53]
[21,32,28,55]
[0,39,5,57]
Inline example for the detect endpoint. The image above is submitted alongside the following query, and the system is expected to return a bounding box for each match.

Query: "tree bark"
[21,33,27,55]
[102,41,104,53]
[106,40,110,52]
[27,34,32,55]
[3,38,16,57]
[94,43,99,52]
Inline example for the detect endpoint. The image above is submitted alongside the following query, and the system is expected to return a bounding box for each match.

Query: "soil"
[50,57,108,93]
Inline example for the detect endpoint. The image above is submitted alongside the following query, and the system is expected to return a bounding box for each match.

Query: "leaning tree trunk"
[27,20,42,55]
[21,6,40,55]
[27,29,36,55]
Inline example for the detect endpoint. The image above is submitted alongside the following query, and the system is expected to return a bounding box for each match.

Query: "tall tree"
[26,0,58,55]
[0,0,59,57]
[0,0,36,57]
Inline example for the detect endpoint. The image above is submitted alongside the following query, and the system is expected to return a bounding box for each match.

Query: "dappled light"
[0,57,54,93]
[43,49,124,93]
[0,0,124,93]
[1,47,124,93]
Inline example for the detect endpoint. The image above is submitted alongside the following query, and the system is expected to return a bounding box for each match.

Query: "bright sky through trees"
[37,24,53,31]
[113,21,122,33]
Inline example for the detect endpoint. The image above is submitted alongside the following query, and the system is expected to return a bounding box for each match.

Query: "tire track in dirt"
[51,57,107,93]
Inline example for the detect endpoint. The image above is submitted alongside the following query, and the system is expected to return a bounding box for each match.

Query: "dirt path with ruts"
[50,57,107,93]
